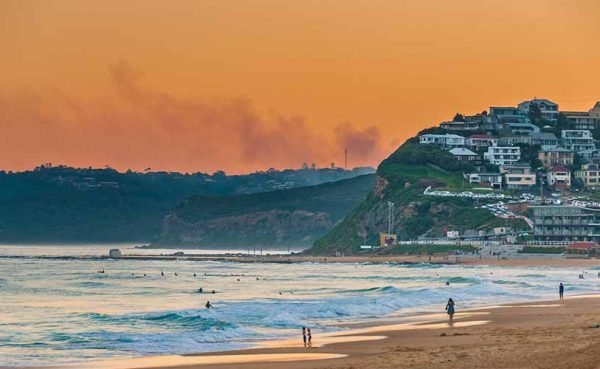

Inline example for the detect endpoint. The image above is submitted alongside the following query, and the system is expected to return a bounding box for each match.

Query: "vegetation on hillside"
[0,165,373,242]
[311,142,518,255]
[152,174,375,248]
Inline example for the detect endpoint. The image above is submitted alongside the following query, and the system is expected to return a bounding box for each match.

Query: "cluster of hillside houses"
[419,98,600,191]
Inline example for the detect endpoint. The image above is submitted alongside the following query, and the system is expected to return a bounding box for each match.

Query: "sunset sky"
[1,0,600,173]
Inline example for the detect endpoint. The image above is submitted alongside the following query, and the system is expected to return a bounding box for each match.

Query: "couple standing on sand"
[302,327,312,347]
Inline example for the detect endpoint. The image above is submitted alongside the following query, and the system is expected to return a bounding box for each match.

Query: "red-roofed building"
[546,166,571,190]
[568,242,599,255]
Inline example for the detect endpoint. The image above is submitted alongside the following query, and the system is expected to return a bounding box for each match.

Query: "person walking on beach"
[559,283,564,300]
[445,298,455,321]
[302,327,307,347]
[307,328,312,347]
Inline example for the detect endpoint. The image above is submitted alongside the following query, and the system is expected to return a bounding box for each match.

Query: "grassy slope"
[153,174,376,247]
[310,142,518,255]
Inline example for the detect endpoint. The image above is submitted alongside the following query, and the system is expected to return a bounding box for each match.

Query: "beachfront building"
[449,147,479,162]
[530,132,558,149]
[561,130,595,152]
[563,111,597,130]
[517,98,559,122]
[532,206,600,242]
[484,146,521,166]
[418,134,465,150]
[546,166,571,190]
[574,164,600,189]
[466,134,498,150]
[538,147,574,169]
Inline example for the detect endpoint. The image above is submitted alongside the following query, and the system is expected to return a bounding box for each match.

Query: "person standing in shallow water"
[307,328,312,347]
[559,283,564,300]
[445,298,455,321]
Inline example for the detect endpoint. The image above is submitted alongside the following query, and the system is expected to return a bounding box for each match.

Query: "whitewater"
[1,244,599,366]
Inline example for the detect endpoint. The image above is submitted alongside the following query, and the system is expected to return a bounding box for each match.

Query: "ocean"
[1,244,599,366]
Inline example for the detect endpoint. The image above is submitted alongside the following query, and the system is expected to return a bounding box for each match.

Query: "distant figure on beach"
[174,273,178,276]
[445,281,450,286]
[161,271,164,276]
[197,288,203,293]
[307,328,312,347]
[193,273,196,277]
[205,301,213,309]
[302,327,307,347]
[559,283,564,300]
[445,298,455,321]
[211,290,216,294]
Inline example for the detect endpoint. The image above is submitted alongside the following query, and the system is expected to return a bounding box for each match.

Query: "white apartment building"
[419,134,465,150]
[547,166,571,190]
[561,130,595,152]
[466,134,498,150]
[484,146,521,166]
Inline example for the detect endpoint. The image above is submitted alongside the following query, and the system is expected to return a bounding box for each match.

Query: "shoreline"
[20,294,600,369]
[4,253,600,268]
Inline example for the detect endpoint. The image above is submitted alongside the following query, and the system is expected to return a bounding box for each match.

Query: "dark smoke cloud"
[0,60,386,173]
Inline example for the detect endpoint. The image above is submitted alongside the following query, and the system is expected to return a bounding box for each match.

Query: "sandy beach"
[34,294,600,369]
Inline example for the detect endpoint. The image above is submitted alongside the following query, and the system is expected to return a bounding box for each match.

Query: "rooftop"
[449,148,477,156]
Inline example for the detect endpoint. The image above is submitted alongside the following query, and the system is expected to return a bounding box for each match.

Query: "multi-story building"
[504,173,536,189]
[500,163,536,189]
[530,132,558,149]
[419,134,465,150]
[538,147,574,168]
[561,130,595,152]
[466,172,502,189]
[577,149,600,164]
[574,163,600,188]
[517,98,559,122]
[563,111,596,130]
[532,206,600,242]
[546,165,571,190]
[484,146,521,166]
[490,107,530,124]
[466,134,498,150]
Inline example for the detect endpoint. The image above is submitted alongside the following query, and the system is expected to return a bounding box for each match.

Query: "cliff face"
[310,141,513,255]
[157,210,334,247]
[151,174,375,248]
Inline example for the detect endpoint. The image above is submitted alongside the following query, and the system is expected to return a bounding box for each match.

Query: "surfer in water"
[205,301,213,309]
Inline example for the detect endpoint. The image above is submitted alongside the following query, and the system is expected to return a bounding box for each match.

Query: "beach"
[55,295,600,369]
[3,244,600,367]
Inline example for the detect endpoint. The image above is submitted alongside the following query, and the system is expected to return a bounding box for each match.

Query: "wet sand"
[34,295,600,369]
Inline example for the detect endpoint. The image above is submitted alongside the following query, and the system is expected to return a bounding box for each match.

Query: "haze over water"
[1,244,600,366]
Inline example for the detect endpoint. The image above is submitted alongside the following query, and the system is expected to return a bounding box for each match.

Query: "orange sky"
[1,0,600,173]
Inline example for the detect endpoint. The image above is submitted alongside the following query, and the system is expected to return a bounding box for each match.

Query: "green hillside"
[0,165,373,243]
[311,141,517,255]
[151,174,375,248]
